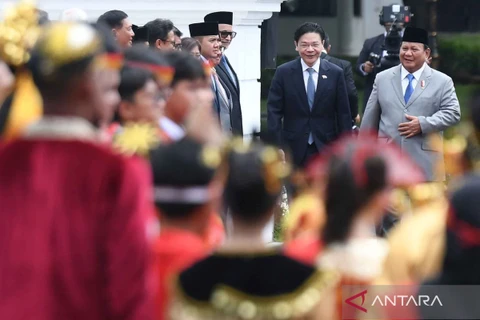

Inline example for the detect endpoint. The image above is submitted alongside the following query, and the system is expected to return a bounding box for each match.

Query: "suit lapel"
[292,58,310,112]
[225,56,239,91]
[218,56,239,93]
[390,65,405,107]
[313,59,330,109]
[406,65,432,109]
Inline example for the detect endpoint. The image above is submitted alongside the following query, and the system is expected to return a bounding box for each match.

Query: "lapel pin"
[322,75,327,79]
[421,80,425,89]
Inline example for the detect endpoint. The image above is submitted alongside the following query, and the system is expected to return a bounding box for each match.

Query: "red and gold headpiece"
[125,60,174,86]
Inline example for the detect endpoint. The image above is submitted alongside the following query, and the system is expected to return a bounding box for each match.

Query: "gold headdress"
[225,138,291,195]
[0,0,42,141]
[0,0,40,67]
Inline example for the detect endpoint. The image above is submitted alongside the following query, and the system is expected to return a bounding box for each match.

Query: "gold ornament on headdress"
[112,123,161,158]
[261,146,291,194]
[201,144,222,169]
[37,22,102,78]
[0,0,40,67]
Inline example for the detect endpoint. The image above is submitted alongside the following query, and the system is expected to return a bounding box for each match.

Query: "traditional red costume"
[0,117,156,320]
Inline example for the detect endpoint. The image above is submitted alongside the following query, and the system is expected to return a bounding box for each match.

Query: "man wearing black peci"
[204,11,243,136]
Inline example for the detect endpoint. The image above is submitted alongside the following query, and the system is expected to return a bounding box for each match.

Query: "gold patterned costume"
[377,128,479,285]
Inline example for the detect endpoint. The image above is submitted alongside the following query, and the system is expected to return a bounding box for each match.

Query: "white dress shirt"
[301,58,320,93]
[159,116,185,141]
[400,62,426,95]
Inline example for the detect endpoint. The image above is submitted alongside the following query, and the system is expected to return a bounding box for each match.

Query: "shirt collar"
[23,116,98,141]
[301,57,320,73]
[159,116,185,141]
[401,62,426,80]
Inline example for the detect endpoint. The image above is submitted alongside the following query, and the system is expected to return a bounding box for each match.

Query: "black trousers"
[299,142,319,168]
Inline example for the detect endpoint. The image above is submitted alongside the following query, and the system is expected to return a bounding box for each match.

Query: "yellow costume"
[377,183,447,285]
[377,129,478,285]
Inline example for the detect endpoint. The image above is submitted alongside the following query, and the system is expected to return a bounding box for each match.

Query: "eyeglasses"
[219,31,237,39]
[163,39,176,47]
[174,44,182,50]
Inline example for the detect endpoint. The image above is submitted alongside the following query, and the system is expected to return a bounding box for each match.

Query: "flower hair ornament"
[112,123,162,158]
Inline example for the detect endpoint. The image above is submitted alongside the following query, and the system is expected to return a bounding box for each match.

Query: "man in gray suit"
[361,27,461,181]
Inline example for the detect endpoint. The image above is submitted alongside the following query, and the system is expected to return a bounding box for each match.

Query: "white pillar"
[337,0,354,56]
[37,0,283,140]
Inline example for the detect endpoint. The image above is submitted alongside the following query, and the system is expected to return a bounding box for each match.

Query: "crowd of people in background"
[0,2,479,320]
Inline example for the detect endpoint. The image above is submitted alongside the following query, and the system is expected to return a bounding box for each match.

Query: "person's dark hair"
[115,66,155,123]
[173,26,183,38]
[37,9,49,25]
[150,138,217,218]
[124,44,170,67]
[440,175,480,284]
[97,10,128,29]
[322,155,387,245]
[224,143,285,222]
[91,22,121,53]
[323,32,330,49]
[181,37,201,53]
[29,50,96,98]
[165,51,207,86]
[145,18,174,46]
[118,66,155,101]
[294,22,325,43]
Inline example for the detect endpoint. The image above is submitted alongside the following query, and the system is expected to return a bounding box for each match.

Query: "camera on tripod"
[369,5,413,72]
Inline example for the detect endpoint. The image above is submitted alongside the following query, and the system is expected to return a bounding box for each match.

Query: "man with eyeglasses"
[173,26,183,50]
[267,22,351,168]
[145,18,177,51]
[204,11,243,137]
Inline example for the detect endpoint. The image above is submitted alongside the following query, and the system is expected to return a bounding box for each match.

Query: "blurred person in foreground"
[169,140,339,320]
[159,50,214,142]
[310,133,423,318]
[378,91,480,286]
[0,21,154,320]
[149,137,224,320]
[107,45,174,143]
[417,175,480,319]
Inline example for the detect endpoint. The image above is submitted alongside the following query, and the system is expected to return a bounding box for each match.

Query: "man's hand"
[355,114,361,124]
[363,61,374,73]
[398,114,421,138]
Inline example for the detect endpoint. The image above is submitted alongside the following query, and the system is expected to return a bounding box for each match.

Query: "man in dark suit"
[321,32,358,125]
[204,11,243,136]
[267,22,351,168]
[356,4,405,111]
[355,32,384,111]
